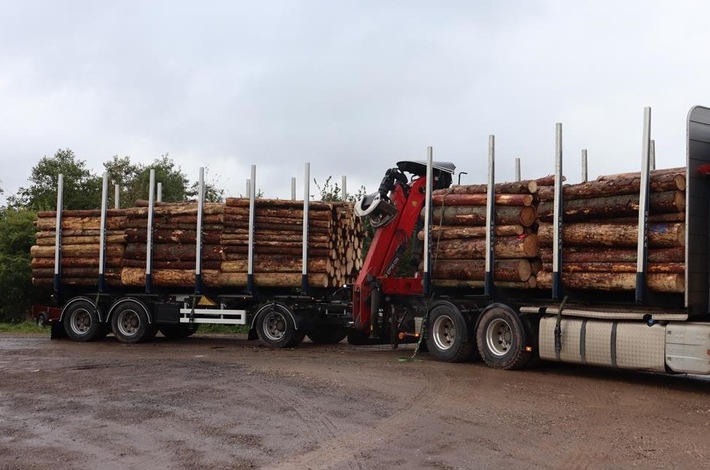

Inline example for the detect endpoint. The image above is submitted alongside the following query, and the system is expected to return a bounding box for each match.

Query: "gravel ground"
[1,333,709,469]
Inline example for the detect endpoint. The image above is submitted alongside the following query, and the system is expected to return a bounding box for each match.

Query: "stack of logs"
[423,177,556,289]
[536,168,686,292]
[32,210,127,287]
[31,199,364,290]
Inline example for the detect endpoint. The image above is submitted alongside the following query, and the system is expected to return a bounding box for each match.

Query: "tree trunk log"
[537,222,685,248]
[417,225,525,240]
[537,172,686,201]
[430,205,537,227]
[433,278,537,289]
[537,191,685,221]
[535,271,684,293]
[434,234,537,259]
[221,258,329,273]
[538,247,684,264]
[431,259,532,282]
[540,262,684,274]
[442,180,539,195]
[431,193,533,206]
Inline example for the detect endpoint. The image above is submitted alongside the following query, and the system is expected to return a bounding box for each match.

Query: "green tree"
[0,207,38,322]
[9,149,101,210]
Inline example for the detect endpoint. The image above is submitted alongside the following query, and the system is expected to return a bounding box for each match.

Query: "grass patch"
[196,324,250,335]
[0,321,46,334]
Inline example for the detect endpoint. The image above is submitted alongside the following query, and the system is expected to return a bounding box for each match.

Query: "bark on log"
[430,205,537,227]
[431,259,532,282]
[433,278,537,289]
[431,193,533,207]
[36,209,125,218]
[417,225,525,240]
[223,206,332,221]
[225,198,334,211]
[537,172,686,201]
[538,247,684,264]
[535,271,684,293]
[537,191,685,221]
[442,180,539,195]
[595,167,685,181]
[221,258,329,273]
[121,259,222,270]
[124,244,224,261]
[222,247,332,258]
[125,228,221,244]
[35,234,127,246]
[30,244,125,258]
[35,216,127,231]
[434,234,538,259]
[577,213,686,224]
[540,262,685,274]
[537,223,685,248]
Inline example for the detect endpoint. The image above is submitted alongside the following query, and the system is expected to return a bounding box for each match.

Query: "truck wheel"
[63,298,102,342]
[307,326,348,344]
[110,299,152,344]
[476,306,532,370]
[255,303,304,348]
[425,303,475,362]
[159,323,200,339]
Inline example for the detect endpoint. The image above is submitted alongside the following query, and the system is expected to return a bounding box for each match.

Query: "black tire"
[62,298,102,342]
[110,299,152,344]
[159,323,200,339]
[255,303,304,348]
[476,305,532,370]
[307,326,348,344]
[425,303,475,362]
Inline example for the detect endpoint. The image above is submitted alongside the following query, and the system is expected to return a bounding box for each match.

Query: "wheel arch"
[107,297,154,325]
[60,296,103,323]
[249,302,300,331]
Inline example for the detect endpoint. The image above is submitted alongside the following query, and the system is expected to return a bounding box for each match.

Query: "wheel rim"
[116,309,141,338]
[69,308,93,335]
[485,318,513,356]
[262,310,287,342]
[431,314,456,351]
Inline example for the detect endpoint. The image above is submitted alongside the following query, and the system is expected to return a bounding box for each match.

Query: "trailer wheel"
[476,305,532,370]
[110,299,152,344]
[63,298,102,342]
[425,303,475,362]
[159,323,200,339]
[255,303,304,348]
[307,326,348,344]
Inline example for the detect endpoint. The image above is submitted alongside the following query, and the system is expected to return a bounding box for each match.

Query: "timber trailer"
[37,106,710,376]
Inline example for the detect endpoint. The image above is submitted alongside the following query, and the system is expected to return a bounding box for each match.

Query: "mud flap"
[50,321,67,339]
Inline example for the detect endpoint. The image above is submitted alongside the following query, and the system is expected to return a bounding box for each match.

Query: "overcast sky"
[1,1,708,205]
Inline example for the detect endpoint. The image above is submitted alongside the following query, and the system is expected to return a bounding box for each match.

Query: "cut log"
[430,205,537,227]
[443,179,539,195]
[431,193,533,207]
[430,259,532,282]
[433,278,537,289]
[35,234,127,246]
[124,244,224,261]
[434,235,538,259]
[538,247,684,264]
[417,225,525,240]
[537,223,685,248]
[540,262,685,274]
[595,167,685,181]
[536,172,686,201]
[225,198,333,211]
[536,271,684,293]
[35,216,127,231]
[30,244,125,258]
[221,258,329,273]
[537,191,685,221]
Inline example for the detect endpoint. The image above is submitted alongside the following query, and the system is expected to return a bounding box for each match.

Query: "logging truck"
[33,105,710,376]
